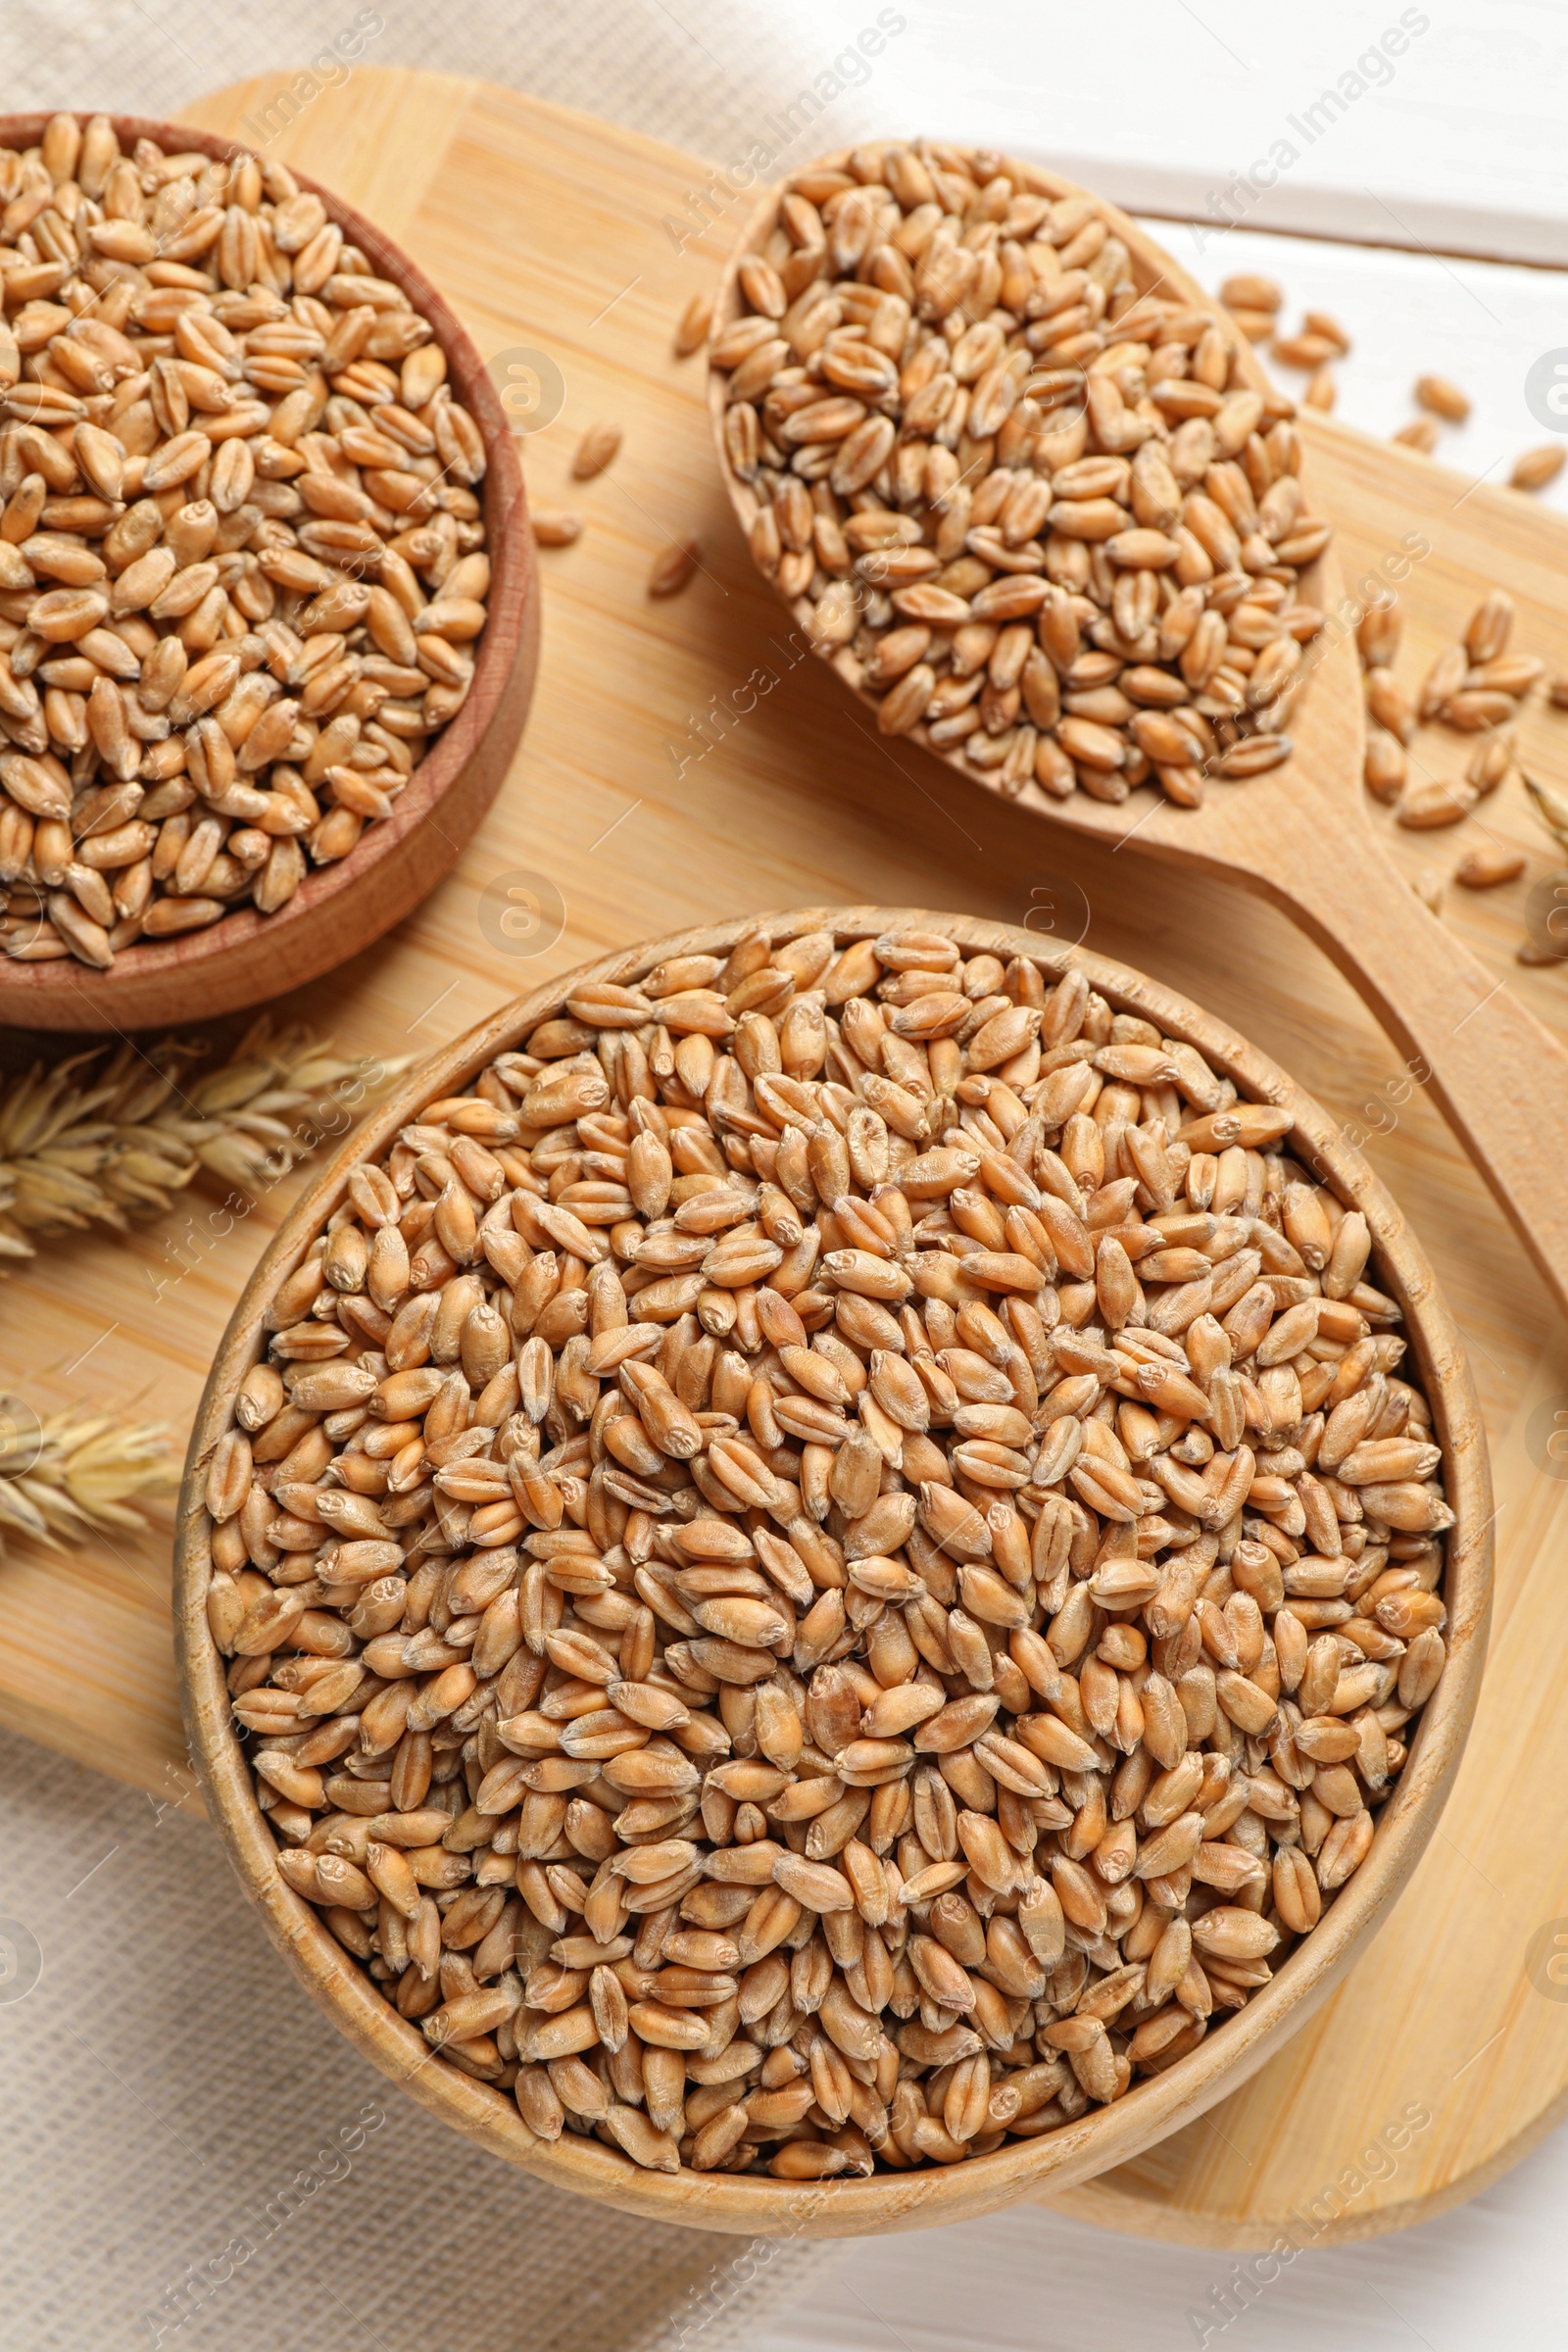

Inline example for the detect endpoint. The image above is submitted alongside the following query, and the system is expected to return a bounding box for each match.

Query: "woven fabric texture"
[0,1726,840,2350]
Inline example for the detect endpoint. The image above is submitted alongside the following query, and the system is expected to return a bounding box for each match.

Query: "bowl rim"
[0,109,529,1020]
[173,905,1493,2239]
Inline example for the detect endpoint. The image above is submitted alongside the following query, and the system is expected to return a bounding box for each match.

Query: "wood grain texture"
[710,150,1568,1332]
[1,68,1565,2247]
[0,110,536,1035]
[173,905,1489,2241]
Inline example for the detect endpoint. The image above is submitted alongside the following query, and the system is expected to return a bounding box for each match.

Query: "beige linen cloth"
[0,3,905,2343]
[0,1728,836,2350]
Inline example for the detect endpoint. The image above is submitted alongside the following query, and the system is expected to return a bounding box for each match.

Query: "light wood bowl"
[174,907,1491,2237]
[0,112,538,1037]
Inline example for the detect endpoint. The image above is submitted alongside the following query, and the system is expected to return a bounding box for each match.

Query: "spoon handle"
[1249,827,1568,1323]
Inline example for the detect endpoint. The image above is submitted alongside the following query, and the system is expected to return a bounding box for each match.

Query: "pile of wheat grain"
[0,114,489,969]
[204,920,1450,2179]
[711,143,1332,813]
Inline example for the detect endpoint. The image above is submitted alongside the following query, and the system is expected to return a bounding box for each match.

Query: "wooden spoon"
[710,151,1568,1322]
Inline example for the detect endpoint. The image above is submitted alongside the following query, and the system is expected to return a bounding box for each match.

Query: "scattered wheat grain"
[572,421,623,480]
[1414,376,1469,422]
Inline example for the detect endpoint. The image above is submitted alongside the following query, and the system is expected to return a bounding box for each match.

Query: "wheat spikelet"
[0,1020,411,1258]
[0,1396,177,1563]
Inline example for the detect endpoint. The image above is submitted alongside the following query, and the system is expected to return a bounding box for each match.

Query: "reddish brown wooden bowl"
[0,112,537,1036]
[173,906,1491,2240]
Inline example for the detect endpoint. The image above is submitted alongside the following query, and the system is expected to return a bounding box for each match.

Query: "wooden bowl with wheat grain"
[173,906,1490,2238]
[0,112,536,1037]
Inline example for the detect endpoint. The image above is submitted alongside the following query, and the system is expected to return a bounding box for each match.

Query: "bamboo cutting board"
[2,67,1566,2250]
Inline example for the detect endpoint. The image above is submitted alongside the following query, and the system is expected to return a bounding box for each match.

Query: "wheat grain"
[1352,590,1556,892]
[205,918,1451,2180]
[571,422,623,480]
[1523,769,1568,857]
[710,144,1334,813]
[1510,445,1567,493]
[674,295,712,358]
[1272,332,1341,371]
[1219,270,1566,508]
[648,537,700,599]
[1414,375,1470,423]
[0,115,492,971]
[531,510,583,548]
[1453,844,1524,888]
[1218,275,1282,318]
[1362,727,1406,804]
[1300,312,1350,357]
[1396,780,1475,830]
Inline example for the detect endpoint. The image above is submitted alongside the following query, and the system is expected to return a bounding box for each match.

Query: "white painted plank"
[758,2123,1568,2352]
[1157,220,1568,518]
